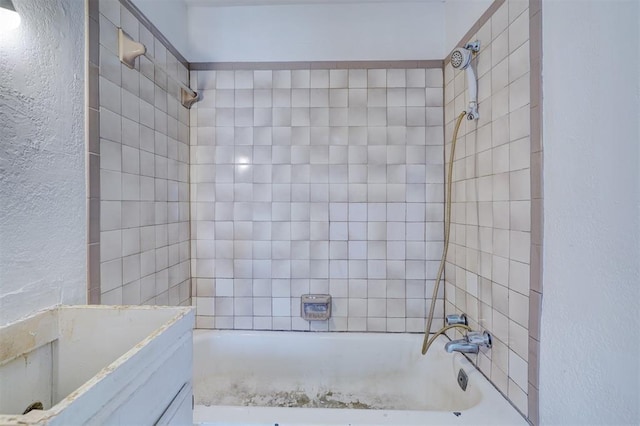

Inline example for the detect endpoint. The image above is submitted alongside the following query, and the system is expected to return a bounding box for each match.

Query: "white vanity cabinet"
[0,305,195,425]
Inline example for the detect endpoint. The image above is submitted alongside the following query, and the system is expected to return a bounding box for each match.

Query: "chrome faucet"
[445,331,492,354]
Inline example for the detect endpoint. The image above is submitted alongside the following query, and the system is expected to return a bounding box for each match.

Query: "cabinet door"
[155,382,192,426]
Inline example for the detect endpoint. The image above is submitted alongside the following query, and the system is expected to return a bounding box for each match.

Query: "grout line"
[190,60,444,71]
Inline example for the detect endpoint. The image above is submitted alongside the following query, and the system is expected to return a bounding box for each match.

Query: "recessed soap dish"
[301,294,331,321]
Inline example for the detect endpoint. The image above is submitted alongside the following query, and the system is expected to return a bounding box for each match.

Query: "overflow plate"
[457,369,468,391]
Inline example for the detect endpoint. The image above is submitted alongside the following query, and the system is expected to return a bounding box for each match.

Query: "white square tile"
[329,69,348,88]
[509,73,530,112]
[272,89,291,107]
[386,299,405,317]
[216,71,235,89]
[368,108,387,126]
[254,70,272,89]
[329,259,347,278]
[407,107,426,126]
[348,107,367,126]
[387,69,407,88]
[292,89,310,107]
[508,10,529,53]
[329,108,348,126]
[273,70,291,88]
[329,89,348,107]
[235,70,253,89]
[509,41,530,84]
[425,69,443,88]
[310,89,329,107]
[387,88,406,106]
[388,108,407,126]
[366,88,385,107]
[367,69,386,88]
[406,88,426,107]
[425,88,443,107]
[292,70,310,88]
[510,168,530,201]
[348,69,367,88]
[492,30,509,67]
[310,69,329,88]
[491,2,509,40]
[406,69,424,88]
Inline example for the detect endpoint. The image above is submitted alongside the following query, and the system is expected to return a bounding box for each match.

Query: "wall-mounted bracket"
[118,28,198,108]
[464,40,481,53]
[118,28,146,69]
[446,313,468,326]
[181,88,199,109]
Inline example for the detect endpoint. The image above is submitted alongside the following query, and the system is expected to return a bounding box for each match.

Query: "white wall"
[130,0,190,59]
[0,0,86,325]
[540,0,640,423]
[132,0,493,63]
[443,0,492,53]
[187,2,445,62]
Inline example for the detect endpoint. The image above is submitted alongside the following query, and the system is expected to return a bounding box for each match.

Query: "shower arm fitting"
[118,28,199,109]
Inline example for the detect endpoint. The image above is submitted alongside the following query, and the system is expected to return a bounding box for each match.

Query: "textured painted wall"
[540,0,640,423]
[0,0,86,325]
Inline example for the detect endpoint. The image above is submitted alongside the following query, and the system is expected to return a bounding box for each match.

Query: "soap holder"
[301,294,331,321]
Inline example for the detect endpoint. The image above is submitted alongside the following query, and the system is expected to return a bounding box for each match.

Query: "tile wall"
[190,67,445,331]
[443,0,534,419]
[95,0,191,306]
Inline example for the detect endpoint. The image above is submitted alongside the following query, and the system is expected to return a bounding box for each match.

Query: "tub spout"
[445,339,479,354]
[444,331,492,354]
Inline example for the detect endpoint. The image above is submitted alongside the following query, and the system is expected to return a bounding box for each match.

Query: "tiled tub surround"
[443,0,535,419]
[96,0,191,306]
[190,68,445,332]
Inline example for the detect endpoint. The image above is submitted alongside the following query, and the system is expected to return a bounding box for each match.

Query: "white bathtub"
[193,330,526,426]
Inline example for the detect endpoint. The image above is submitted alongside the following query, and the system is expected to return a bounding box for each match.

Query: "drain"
[457,369,468,391]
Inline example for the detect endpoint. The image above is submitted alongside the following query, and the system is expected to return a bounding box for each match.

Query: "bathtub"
[193,330,527,426]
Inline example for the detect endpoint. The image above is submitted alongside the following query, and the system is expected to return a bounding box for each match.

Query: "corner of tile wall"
[443,0,539,422]
[94,0,191,307]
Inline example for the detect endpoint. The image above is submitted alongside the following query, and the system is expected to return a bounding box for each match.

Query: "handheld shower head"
[450,41,481,120]
[450,47,472,70]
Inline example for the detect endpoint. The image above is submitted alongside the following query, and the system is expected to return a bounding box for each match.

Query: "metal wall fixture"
[450,40,481,120]
[445,331,492,354]
[443,312,491,354]
[445,313,468,326]
[300,294,332,321]
[118,28,199,109]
